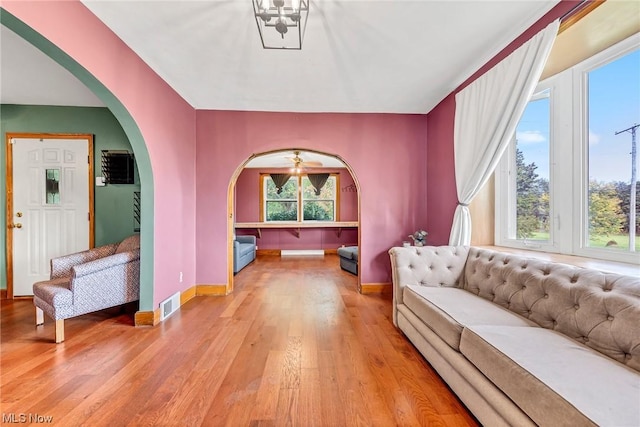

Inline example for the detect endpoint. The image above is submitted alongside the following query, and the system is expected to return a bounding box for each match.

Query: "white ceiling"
[0,25,104,107]
[1,0,559,114]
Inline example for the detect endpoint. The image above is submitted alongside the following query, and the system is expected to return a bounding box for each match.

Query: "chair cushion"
[403,285,536,351]
[337,246,358,261]
[116,234,141,254]
[460,325,640,427]
[33,278,73,307]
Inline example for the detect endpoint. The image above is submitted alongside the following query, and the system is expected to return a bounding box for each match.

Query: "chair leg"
[35,307,44,326]
[55,319,65,343]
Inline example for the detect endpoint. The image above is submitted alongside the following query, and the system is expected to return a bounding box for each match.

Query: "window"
[496,34,640,264]
[502,88,552,245]
[262,174,339,222]
[301,175,336,221]
[264,176,298,221]
[586,52,639,253]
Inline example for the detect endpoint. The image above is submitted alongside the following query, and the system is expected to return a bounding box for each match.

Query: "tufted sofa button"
[570,276,578,283]
[543,270,550,276]
[574,304,580,310]
[544,294,549,299]
[428,265,433,270]
[625,354,632,360]
[583,337,589,343]
[608,315,614,321]
[521,265,527,270]
[521,285,526,290]
[409,264,414,269]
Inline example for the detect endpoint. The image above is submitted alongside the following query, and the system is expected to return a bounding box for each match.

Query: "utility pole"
[615,123,639,252]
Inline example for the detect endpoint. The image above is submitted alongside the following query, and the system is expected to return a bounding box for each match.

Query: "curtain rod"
[559,0,605,33]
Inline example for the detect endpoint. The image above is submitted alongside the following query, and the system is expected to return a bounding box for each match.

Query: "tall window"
[262,174,338,222]
[512,88,551,244]
[496,35,639,264]
[586,52,640,252]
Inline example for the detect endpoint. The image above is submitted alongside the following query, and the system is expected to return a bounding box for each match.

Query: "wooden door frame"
[5,133,95,299]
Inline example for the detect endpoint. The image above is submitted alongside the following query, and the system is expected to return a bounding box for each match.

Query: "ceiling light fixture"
[252,0,309,50]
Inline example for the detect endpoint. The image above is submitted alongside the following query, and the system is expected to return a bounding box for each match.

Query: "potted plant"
[409,229,428,246]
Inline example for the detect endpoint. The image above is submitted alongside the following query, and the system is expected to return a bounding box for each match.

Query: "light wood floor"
[1,255,478,426]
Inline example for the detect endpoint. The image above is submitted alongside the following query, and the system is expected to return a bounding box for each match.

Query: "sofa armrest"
[71,249,140,280]
[389,246,469,326]
[70,253,140,315]
[50,243,119,279]
[236,235,256,245]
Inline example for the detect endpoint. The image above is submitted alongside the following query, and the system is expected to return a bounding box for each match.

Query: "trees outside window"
[262,174,338,222]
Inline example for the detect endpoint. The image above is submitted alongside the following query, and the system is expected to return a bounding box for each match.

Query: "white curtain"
[449,19,560,246]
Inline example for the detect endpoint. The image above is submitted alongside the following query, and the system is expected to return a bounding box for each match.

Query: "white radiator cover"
[280,249,325,256]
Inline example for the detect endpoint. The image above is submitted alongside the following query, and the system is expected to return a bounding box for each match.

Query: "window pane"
[266,201,297,221]
[514,90,551,242]
[587,49,640,251]
[266,177,297,200]
[46,169,60,205]
[302,176,335,200]
[303,201,334,221]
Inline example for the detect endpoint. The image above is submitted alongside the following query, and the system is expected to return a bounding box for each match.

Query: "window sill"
[477,245,639,277]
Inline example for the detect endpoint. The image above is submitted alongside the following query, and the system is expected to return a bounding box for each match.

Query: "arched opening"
[226,148,362,293]
[1,10,155,311]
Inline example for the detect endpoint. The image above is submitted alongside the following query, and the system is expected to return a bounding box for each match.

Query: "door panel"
[11,137,91,296]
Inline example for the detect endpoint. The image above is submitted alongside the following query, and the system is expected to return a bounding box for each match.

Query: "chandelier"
[252,0,309,50]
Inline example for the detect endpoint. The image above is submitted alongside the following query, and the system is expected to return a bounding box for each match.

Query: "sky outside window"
[516,49,640,184]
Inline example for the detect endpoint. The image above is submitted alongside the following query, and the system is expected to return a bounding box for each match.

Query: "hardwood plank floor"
[1,254,478,426]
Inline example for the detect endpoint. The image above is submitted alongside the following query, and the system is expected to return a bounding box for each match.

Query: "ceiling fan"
[287,150,322,172]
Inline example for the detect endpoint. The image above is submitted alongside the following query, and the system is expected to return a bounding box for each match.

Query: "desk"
[235,221,358,238]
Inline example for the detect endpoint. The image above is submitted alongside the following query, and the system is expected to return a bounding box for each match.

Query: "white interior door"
[11,137,90,296]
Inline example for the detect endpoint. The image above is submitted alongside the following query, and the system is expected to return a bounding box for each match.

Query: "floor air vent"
[160,292,181,321]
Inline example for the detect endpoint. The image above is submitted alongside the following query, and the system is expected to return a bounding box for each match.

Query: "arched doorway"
[1,10,155,311]
[226,148,362,293]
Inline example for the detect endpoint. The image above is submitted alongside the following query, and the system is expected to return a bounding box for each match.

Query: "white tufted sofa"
[389,246,640,427]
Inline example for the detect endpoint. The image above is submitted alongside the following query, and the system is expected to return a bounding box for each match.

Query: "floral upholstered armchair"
[33,234,141,343]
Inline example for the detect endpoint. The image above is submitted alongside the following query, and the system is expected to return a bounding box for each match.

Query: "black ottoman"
[337,246,358,275]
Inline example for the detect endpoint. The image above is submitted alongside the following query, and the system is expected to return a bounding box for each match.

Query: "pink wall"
[425,0,580,245]
[196,111,428,285]
[4,1,198,308]
[235,168,358,249]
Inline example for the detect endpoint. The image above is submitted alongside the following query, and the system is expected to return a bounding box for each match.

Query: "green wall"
[1,104,141,289]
